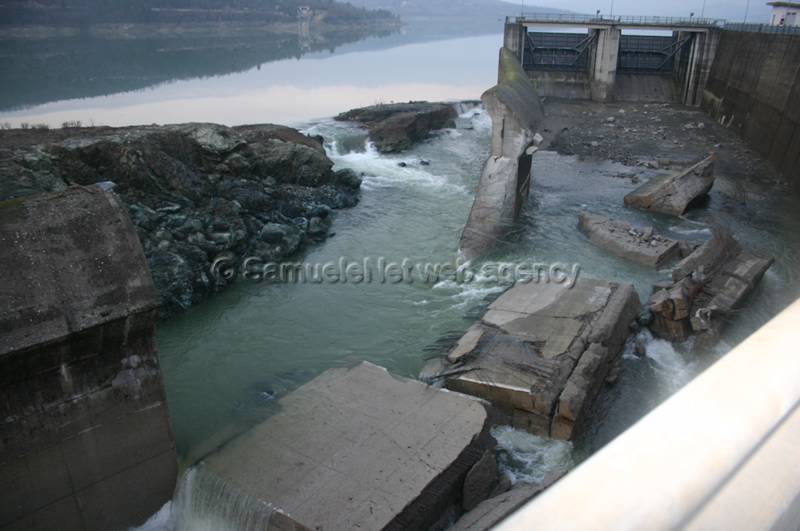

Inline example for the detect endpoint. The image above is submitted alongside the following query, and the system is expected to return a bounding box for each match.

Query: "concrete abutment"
[0,187,178,530]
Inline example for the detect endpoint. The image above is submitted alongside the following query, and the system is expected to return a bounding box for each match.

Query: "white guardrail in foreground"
[496,296,800,530]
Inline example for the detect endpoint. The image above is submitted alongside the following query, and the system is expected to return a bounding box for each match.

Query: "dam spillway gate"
[506,15,721,105]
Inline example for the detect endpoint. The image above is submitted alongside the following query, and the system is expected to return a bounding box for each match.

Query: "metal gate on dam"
[505,15,722,105]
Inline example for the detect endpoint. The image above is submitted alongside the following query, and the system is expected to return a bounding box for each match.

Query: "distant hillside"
[344,0,574,19]
[0,0,398,26]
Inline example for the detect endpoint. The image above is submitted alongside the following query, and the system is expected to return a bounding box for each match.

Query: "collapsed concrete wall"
[701,30,800,192]
[459,47,544,259]
[0,187,177,529]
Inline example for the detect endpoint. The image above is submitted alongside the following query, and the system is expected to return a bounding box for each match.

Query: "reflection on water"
[0,22,398,113]
[0,20,503,128]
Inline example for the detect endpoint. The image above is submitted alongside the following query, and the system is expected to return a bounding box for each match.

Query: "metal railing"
[508,13,725,27]
[724,22,800,34]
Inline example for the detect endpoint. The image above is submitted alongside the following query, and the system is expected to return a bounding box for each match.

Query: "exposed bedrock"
[334,101,459,153]
[0,123,361,317]
[459,47,544,259]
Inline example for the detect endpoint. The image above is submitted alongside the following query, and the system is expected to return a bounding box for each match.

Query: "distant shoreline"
[0,18,402,40]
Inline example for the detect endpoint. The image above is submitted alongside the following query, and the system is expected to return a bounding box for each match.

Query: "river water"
[5,20,800,528]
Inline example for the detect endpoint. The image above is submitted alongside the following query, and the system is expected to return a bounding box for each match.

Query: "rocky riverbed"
[540,98,790,197]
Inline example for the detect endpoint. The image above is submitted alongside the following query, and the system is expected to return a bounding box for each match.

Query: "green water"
[156,107,800,476]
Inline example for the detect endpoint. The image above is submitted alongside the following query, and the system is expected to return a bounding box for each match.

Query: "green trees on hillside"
[0,0,398,25]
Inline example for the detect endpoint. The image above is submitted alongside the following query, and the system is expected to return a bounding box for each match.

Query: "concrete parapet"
[181,362,498,530]
[423,278,641,441]
[0,187,177,530]
[459,47,543,259]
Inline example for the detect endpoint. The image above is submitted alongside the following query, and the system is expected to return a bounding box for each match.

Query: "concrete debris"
[450,470,568,530]
[422,277,641,441]
[196,362,498,530]
[578,212,681,269]
[624,154,716,216]
[648,232,773,347]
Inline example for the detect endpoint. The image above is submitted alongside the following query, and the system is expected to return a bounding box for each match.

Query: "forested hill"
[0,0,399,26]
[344,0,575,19]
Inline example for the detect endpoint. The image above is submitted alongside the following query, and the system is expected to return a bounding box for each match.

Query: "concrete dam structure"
[0,187,177,529]
[504,15,721,106]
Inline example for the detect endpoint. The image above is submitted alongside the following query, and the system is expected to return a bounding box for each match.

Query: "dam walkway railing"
[508,13,724,29]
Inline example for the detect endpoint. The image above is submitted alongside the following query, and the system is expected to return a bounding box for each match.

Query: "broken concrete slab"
[624,154,716,216]
[648,230,774,347]
[578,212,682,269]
[423,277,641,441]
[185,362,497,530]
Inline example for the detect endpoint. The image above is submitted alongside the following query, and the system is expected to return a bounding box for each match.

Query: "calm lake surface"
[5,19,800,525]
[0,25,502,128]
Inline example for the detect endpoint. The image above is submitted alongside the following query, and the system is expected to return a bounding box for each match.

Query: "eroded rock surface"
[0,123,361,317]
[334,101,458,153]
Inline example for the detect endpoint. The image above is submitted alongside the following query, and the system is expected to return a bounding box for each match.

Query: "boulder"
[578,212,681,269]
[335,101,458,153]
[422,277,641,441]
[624,154,716,216]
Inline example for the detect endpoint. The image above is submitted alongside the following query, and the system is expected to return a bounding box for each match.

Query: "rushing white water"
[493,426,575,484]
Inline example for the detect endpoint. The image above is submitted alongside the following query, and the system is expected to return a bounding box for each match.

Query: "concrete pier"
[187,362,499,530]
[458,47,544,259]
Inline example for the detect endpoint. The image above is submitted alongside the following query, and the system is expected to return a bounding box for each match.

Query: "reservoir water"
[5,19,800,527]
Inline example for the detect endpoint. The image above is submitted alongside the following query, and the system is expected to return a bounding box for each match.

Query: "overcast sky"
[500,0,772,22]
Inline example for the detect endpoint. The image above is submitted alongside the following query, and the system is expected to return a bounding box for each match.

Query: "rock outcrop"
[0,123,361,317]
[422,277,641,441]
[578,212,682,269]
[334,101,458,153]
[647,223,774,347]
[624,154,716,215]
